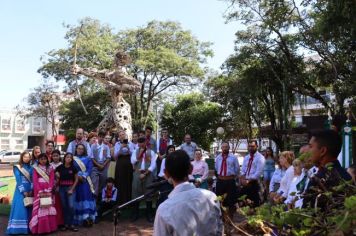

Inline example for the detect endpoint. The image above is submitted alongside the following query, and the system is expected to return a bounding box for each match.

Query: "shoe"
[69,225,79,232]
[59,225,67,231]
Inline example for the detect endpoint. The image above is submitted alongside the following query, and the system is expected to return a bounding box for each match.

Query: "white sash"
[33,165,50,183]
[15,165,31,183]
[74,156,95,194]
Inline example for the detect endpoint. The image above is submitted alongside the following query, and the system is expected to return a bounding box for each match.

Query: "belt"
[218,175,236,180]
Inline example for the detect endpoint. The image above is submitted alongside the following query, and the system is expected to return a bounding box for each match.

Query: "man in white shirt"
[129,132,139,151]
[156,128,173,178]
[90,130,111,198]
[239,140,265,207]
[154,150,222,236]
[179,134,197,161]
[215,142,239,219]
[67,128,92,156]
[131,137,157,222]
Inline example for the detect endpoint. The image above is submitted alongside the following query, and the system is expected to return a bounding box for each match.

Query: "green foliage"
[116,20,213,124]
[233,181,356,236]
[38,18,212,129]
[39,17,118,86]
[59,90,111,132]
[160,93,222,150]
[223,0,356,116]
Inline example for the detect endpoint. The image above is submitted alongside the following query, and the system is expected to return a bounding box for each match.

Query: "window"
[1,117,11,132]
[15,119,25,133]
[15,140,24,150]
[32,118,42,134]
[1,139,10,150]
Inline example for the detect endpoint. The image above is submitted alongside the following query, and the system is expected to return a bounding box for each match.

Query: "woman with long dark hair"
[29,153,57,234]
[73,144,96,226]
[6,151,33,235]
[263,147,275,199]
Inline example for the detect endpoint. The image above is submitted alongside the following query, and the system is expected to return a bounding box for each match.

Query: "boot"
[130,202,139,222]
[145,201,154,223]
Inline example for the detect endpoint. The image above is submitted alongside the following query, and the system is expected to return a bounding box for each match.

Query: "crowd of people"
[5,126,356,235]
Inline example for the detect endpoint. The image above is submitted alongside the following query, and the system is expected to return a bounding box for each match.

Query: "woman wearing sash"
[114,138,133,205]
[6,151,33,235]
[73,143,97,226]
[29,153,57,234]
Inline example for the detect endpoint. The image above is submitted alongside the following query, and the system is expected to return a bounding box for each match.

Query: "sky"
[0,0,241,109]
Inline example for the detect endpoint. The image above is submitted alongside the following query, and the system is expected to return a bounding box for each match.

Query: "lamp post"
[216,127,225,154]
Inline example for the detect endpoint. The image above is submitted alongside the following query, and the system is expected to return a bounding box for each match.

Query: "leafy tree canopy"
[38,18,213,129]
[160,93,222,150]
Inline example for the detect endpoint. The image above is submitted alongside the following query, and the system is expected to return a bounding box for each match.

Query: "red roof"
[53,135,66,145]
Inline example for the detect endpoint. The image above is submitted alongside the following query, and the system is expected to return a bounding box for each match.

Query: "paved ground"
[0,164,12,178]
[0,215,154,236]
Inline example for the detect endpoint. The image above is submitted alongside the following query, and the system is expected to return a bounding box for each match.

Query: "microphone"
[147,180,168,189]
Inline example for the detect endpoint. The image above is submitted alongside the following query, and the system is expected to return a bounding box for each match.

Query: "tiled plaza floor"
[0,215,153,236]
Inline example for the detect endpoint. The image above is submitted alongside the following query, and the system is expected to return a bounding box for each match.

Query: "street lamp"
[216,127,224,135]
[216,127,225,154]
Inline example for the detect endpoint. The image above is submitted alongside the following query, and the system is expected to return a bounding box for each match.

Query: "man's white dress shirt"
[154,182,222,236]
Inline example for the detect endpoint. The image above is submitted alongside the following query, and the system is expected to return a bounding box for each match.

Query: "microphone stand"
[112,188,172,236]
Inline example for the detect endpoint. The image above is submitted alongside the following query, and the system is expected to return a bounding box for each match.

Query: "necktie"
[159,139,168,155]
[138,148,146,161]
[146,136,151,149]
[246,154,254,176]
[219,153,228,176]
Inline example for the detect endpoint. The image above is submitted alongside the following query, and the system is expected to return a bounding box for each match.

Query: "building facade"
[0,108,47,151]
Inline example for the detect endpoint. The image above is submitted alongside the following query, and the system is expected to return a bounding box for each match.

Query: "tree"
[38,18,213,129]
[59,90,111,132]
[160,93,222,150]
[207,47,296,150]
[26,81,61,144]
[224,0,356,116]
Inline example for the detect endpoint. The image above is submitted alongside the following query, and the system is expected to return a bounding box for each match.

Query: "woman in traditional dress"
[50,149,64,228]
[29,153,57,234]
[73,143,97,226]
[6,151,33,235]
[114,138,133,204]
[190,149,209,189]
[31,146,41,166]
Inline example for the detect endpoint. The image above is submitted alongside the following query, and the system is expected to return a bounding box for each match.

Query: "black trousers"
[215,178,238,208]
[98,201,116,218]
[239,179,261,207]
[155,177,174,207]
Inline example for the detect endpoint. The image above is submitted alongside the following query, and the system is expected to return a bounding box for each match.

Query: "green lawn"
[0,177,15,216]
[0,177,16,203]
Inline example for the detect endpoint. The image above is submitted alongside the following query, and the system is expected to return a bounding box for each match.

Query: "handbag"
[40,197,52,207]
[23,197,33,207]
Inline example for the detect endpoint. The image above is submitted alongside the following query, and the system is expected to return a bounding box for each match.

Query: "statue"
[72,51,141,138]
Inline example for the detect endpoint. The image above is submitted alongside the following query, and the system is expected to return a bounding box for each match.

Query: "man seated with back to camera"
[154,150,222,236]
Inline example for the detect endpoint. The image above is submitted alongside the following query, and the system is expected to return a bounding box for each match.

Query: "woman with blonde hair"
[272,151,295,203]
[31,146,41,165]
[284,159,304,208]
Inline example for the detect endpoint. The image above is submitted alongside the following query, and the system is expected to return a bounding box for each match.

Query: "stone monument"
[72,51,141,138]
